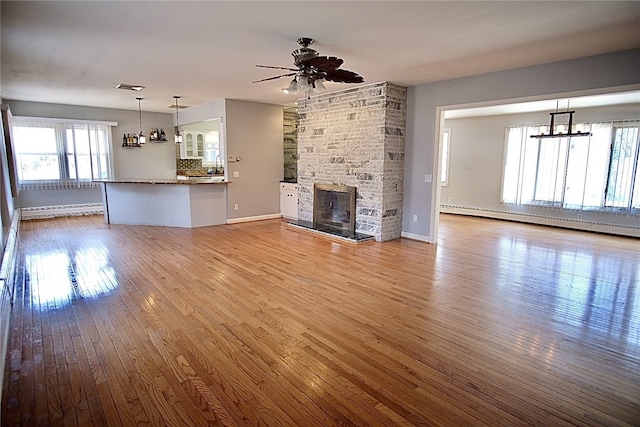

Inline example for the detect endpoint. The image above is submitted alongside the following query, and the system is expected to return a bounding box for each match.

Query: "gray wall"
[441,104,640,231]
[5,98,284,221]
[224,99,283,220]
[4,100,174,208]
[404,49,640,242]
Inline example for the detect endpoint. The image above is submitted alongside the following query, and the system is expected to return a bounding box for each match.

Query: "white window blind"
[502,121,640,212]
[12,117,116,190]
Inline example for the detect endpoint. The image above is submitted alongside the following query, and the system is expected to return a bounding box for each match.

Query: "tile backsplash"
[176,158,224,177]
[177,159,203,170]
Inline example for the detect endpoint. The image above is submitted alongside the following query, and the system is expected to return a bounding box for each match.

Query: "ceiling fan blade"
[305,56,343,71]
[324,69,364,84]
[256,64,298,71]
[252,73,296,83]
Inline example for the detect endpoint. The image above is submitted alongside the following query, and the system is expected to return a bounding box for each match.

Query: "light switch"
[233,171,240,178]
[425,174,432,183]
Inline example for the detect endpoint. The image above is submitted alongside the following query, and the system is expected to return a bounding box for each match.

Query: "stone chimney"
[296,82,407,241]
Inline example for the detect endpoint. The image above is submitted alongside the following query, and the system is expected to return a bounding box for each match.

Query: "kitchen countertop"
[94,178,230,185]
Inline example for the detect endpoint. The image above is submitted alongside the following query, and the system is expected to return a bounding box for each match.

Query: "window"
[202,131,221,164]
[440,128,451,185]
[502,121,639,211]
[12,117,115,190]
[606,126,640,209]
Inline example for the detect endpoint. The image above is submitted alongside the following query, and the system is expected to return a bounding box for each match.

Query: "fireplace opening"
[313,183,356,234]
[284,183,372,243]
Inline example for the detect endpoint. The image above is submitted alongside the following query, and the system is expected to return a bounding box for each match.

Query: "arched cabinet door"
[196,133,204,157]
[179,131,205,159]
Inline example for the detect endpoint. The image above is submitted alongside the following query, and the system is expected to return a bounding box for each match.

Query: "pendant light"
[530,100,592,139]
[136,97,146,144]
[173,96,183,144]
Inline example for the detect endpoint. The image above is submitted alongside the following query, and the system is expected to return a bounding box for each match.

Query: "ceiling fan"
[253,37,364,96]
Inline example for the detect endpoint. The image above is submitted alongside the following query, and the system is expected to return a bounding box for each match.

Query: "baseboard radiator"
[440,204,640,238]
[0,210,21,415]
[20,203,103,220]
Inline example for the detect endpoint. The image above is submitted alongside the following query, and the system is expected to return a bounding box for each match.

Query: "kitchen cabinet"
[180,131,205,159]
[280,182,298,219]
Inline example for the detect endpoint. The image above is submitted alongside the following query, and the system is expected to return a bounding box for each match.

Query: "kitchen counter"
[97,179,229,228]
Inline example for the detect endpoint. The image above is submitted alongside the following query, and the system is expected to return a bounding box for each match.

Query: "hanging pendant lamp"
[136,97,146,144]
[531,101,592,139]
[174,96,183,144]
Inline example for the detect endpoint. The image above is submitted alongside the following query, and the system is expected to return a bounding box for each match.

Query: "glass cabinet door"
[196,133,204,157]
[186,133,194,157]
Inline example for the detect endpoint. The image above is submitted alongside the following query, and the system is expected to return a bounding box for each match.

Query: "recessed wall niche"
[283,107,298,182]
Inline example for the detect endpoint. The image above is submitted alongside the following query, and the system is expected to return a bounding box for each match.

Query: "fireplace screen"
[313,183,356,234]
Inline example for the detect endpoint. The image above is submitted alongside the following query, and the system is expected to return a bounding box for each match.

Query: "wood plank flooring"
[2,213,639,426]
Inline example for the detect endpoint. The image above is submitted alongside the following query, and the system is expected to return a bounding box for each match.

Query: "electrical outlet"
[234,203,239,211]
[233,171,240,178]
[424,174,432,183]
[413,214,418,222]
[447,197,452,203]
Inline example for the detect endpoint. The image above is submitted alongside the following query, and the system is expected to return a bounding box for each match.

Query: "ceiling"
[2,1,640,114]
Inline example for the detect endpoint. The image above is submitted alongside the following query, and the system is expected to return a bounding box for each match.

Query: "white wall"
[404,49,640,242]
[4,100,174,208]
[440,104,640,235]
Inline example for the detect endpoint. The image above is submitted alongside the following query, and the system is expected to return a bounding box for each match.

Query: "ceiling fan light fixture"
[288,79,297,92]
[298,77,309,91]
[255,38,364,97]
[287,78,298,94]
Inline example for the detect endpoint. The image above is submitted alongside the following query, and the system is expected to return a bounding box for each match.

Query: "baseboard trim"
[20,203,103,220]
[400,231,431,243]
[440,205,640,238]
[226,213,282,224]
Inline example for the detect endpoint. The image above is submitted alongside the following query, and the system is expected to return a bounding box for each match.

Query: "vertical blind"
[502,120,640,211]
[12,117,116,190]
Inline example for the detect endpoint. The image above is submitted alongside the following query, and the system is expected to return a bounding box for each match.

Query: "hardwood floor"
[2,213,639,426]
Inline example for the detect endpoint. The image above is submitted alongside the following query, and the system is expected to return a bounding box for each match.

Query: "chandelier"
[531,101,592,139]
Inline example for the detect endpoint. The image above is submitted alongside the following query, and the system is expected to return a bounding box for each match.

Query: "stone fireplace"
[313,183,356,234]
[296,81,407,242]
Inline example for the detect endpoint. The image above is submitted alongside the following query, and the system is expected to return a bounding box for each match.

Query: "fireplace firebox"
[313,183,356,234]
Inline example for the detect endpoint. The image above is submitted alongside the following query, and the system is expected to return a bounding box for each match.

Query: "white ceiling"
[2,1,640,114]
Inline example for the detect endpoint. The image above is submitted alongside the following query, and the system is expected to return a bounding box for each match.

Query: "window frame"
[12,116,116,189]
[502,120,640,213]
[440,128,451,186]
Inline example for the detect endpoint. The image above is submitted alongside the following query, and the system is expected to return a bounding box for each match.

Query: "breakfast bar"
[97,178,229,228]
